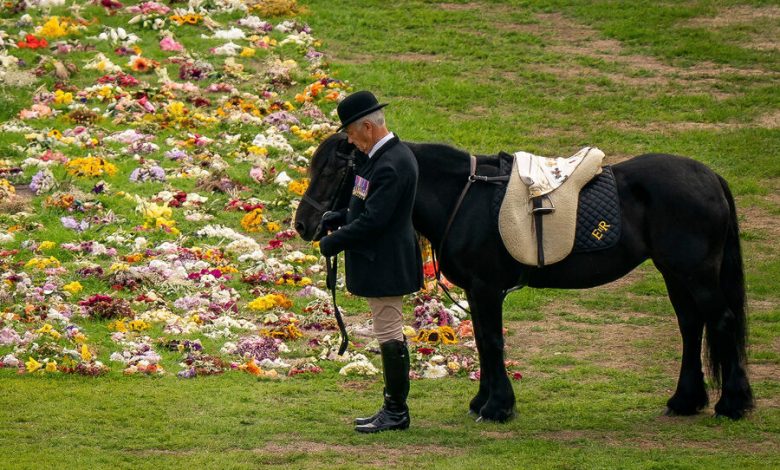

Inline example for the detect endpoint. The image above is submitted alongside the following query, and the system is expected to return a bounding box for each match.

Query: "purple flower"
[0,328,21,346]
[165,149,188,160]
[177,367,197,379]
[234,336,280,362]
[61,216,89,232]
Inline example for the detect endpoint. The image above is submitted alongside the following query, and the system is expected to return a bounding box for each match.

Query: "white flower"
[211,42,242,56]
[251,128,294,154]
[2,354,20,367]
[210,27,246,40]
[84,53,122,74]
[274,171,292,186]
[238,16,271,31]
[238,250,266,263]
[0,233,14,244]
[422,363,448,379]
[339,356,380,376]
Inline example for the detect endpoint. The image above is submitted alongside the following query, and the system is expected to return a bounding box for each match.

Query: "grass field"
[0,1,778,468]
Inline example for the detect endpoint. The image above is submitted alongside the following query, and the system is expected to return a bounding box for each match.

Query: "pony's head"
[294,132,357,241]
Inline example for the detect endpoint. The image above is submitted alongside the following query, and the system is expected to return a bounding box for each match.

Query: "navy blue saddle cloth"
[572,166,621,253]
[491,155,622,254]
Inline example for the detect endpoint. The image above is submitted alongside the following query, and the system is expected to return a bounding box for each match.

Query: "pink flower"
[160,36,184,52]
[137,96,156,113]
[250,167,264,182]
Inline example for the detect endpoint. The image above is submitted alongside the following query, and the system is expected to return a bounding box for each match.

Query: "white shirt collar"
[367,132,395,159]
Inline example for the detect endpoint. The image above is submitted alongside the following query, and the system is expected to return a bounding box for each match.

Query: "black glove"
[321,210,346,231]
[319,234,339,257]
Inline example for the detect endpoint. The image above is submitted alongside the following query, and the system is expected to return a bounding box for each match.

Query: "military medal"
[352,175,370,199]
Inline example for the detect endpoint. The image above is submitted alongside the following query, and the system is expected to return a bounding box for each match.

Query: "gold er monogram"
[591,220,611,240]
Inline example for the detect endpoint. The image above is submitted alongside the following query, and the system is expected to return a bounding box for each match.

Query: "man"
[318,90,423,433]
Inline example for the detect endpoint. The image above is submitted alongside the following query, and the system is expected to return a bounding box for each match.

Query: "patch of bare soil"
[506,300,680,374]
[438,2,479,11]
[684,5,780,28]
[756,109,780,129]
[258,440,461,462]
[392,52,443,63]
[740,205,780,240]
[495,11,775,98]
[537,428,780,453]
[682,5,780,52]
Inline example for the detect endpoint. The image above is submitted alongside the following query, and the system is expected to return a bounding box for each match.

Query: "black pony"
[295,133,754,421]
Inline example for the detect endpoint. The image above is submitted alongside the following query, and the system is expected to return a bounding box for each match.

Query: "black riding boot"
[354,339,410,433]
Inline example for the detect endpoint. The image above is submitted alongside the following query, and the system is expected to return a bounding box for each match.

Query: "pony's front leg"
[468,281,516,422]
[466,304,489,416]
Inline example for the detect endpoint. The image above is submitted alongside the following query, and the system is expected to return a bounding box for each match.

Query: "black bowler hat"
[336,91,388,131]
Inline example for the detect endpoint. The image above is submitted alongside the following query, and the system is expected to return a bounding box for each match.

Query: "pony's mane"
[405,142,472,176]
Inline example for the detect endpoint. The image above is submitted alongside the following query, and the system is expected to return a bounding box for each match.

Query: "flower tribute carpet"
[0,0,523,383]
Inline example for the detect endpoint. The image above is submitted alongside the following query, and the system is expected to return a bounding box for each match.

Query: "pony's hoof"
[468,409,480,419]
[478,405,516,423]
[713,411,745,420]
[663,407,677,417]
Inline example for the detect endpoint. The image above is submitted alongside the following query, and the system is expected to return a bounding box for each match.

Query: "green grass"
[0,0,778,468]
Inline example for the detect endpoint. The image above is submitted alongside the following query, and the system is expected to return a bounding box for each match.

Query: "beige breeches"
[366,296,405,344]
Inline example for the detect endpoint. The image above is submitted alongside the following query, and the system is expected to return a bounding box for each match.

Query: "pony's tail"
[705,176,748,387]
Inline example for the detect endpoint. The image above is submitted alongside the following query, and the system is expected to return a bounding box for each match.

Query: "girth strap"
[434,155,509,313]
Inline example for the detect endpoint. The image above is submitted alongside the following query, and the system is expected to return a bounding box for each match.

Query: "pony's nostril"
[294,221,305,235]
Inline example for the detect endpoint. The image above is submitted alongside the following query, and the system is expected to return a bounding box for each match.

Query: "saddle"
[497,147,607,266]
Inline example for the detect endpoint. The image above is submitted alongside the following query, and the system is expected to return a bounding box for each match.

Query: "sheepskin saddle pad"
[497,147,615,266]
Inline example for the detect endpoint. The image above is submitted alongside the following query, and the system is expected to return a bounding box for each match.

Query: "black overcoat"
[320,136,423,297]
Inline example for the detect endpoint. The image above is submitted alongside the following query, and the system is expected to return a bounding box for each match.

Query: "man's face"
[345,120,373,154]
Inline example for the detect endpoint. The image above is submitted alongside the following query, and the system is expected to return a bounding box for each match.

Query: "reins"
[300,152,355,355]
[433,155,509,314]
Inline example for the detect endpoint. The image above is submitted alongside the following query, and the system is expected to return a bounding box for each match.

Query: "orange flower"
[130,56,158,73]
[245,359,262,376]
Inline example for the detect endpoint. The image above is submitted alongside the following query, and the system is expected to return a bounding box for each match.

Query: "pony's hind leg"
[662,274,709,415]
[467,280,516,422]
[686,276,753,419]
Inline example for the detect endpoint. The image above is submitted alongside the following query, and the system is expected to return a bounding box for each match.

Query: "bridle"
[300,149,355,355]
[300,150,355,226]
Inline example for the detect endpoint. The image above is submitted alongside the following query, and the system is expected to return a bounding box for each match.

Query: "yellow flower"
[45,361,58,373]
[47,129,63,140]
[80,344,92,362]
[128,319,150,331]
[54,90,73,105]
[36,323,53,334]
[412,329,429,343]
[25,256,61,270]
[240,47,256,57]
[62,281,83,294]
[65,156,117,177]
[167,101,186,117]
[154,217,180,236]
[247,145,268,156]
[38,241,56,251]
[241,208,265,233]
[26,357,42,373]
[287,179,309,196]
[139,201,172,220]
[108,320,128,332]
[38,16,69,38]
[439,326,458,345]
[266,222,281,233]
[109,262,130,272]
